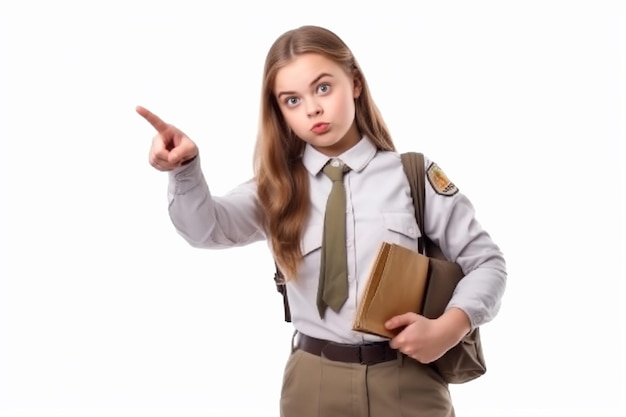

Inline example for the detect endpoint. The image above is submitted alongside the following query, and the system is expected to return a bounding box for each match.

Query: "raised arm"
[137,106,266,249]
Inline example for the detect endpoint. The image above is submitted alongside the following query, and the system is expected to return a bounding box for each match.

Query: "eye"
[285,96,300,107]
[317,83,331,94]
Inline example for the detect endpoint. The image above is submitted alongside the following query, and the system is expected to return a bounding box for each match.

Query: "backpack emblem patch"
[426,163,458,196]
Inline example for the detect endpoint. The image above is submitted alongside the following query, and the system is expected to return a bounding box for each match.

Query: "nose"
[306,99,323,118]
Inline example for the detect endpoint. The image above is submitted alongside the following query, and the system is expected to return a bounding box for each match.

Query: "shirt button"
[408,227,415,235]
[331,159,341,167]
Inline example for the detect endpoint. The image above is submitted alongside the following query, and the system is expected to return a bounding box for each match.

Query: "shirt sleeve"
[166,156,266,249]
[422,156,507,329]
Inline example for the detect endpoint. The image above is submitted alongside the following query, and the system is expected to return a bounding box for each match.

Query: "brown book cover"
[353,242,430,339]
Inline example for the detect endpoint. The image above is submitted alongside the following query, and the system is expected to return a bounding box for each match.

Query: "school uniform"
[167,136,507,417]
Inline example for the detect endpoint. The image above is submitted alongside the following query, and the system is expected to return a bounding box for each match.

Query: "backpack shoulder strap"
[400,152,426,253]
[274,263,291,322]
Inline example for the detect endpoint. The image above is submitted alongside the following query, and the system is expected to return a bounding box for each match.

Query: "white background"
[0,0,624,416]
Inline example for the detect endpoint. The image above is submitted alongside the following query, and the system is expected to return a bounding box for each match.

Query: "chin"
[314,138,342,149]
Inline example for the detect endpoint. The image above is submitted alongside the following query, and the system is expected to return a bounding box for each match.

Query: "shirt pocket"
[382,212,421,251]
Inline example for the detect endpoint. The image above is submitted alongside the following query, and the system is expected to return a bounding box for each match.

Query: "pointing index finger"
[136,105,168,133]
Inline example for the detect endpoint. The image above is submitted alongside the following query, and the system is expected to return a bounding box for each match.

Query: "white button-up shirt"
[167,137,506,344]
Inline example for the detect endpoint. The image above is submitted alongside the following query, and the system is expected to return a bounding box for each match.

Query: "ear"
[353,75,363,99]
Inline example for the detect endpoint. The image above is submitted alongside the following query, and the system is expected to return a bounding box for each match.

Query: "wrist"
[435,307,471,347]
[181,153,198,165]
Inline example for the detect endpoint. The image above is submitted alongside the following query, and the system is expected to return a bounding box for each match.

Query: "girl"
[137,25,506,417]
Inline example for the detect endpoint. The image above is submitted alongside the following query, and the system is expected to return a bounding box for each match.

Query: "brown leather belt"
[297,333,398,365]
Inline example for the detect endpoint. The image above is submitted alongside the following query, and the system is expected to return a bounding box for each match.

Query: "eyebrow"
[276,73,333,99]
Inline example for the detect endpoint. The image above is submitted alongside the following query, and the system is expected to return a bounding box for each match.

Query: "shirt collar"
[302,136,378,176]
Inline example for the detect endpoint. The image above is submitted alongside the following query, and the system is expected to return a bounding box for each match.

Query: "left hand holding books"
[385,307,470,364]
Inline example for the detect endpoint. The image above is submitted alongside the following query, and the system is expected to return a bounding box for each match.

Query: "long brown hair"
[254,25,396,280]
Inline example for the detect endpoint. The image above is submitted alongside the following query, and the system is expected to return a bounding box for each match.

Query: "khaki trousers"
[280,347,455,417]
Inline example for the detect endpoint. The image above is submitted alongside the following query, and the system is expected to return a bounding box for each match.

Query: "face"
[273,53,362,156]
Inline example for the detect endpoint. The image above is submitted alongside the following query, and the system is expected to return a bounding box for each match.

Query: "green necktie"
[317,160,350,318]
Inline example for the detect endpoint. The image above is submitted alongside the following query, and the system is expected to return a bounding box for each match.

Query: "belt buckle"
[358,344,379,366]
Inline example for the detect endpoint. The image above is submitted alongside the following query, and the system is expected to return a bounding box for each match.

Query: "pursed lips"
[311,122,330,133]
